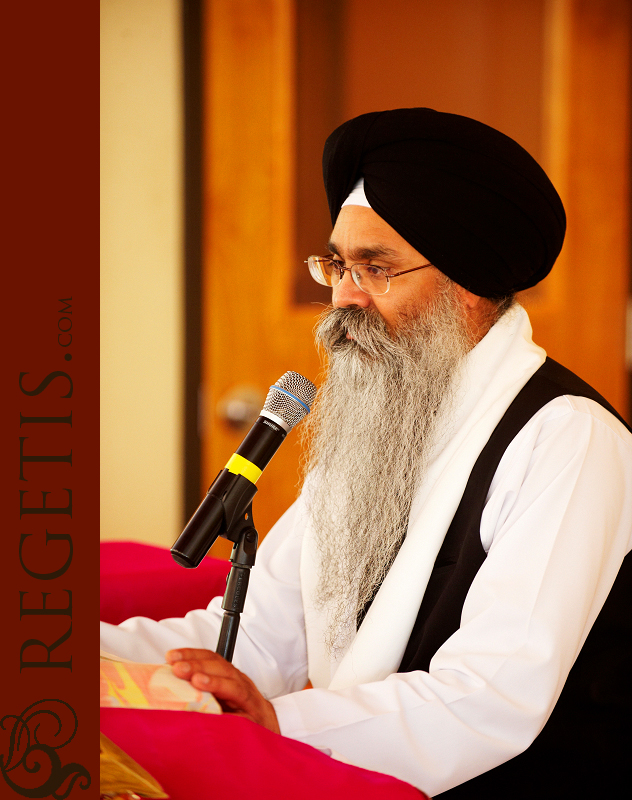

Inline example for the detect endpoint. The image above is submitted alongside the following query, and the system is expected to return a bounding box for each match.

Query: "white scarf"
[300,305,546,690]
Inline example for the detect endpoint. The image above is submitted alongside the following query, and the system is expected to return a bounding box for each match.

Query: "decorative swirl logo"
[0,699,91,798]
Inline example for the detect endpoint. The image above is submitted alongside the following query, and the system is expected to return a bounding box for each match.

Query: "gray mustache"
[315,307,391,353]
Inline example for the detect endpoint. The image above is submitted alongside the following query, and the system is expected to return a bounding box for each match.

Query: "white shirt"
[100,308,632,795]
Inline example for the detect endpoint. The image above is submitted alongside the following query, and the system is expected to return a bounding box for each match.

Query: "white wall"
[100,0,184,546]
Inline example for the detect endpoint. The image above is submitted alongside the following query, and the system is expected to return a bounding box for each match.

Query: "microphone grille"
[263,371,317,430]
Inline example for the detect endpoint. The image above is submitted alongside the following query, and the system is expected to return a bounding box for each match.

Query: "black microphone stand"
[216,503,258,663]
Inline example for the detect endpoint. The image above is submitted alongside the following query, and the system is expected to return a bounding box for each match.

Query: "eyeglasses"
[306,256,433,296]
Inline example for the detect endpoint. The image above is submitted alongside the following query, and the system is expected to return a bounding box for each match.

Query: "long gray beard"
[300,281,475,654]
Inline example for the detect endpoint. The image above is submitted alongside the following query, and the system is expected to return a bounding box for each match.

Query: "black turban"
[323,108,566,298]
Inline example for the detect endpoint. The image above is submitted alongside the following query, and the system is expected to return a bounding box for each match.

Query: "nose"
[332,270,372,309]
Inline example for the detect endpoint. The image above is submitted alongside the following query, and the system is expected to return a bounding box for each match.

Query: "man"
[101,109,632,796]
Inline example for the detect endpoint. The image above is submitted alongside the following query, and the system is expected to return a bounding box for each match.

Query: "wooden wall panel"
[294,0,344,304]
[528,0,630,415]
[342,0,546,161]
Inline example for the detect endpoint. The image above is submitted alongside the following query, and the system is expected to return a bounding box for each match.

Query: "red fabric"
[100,541,230,624]
[100,708,426,799]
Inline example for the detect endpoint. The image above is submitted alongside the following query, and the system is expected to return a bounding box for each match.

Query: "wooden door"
[201,0,322,559]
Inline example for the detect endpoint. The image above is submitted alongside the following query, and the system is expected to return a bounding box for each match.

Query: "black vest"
[398,358,632,797]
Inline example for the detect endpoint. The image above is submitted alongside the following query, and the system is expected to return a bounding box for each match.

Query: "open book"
[100,650,222,714]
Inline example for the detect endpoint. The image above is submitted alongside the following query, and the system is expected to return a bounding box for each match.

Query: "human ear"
[455,285,484,309]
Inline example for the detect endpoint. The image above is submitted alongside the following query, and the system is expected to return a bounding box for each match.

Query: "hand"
[165,648,280,734]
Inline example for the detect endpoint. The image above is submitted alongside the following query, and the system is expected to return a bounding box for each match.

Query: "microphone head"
[263,371,317,430]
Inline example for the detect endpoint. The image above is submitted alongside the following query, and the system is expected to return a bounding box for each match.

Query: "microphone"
[171,371,317,568]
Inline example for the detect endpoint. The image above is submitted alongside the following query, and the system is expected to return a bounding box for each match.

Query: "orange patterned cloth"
[100,651,222,715]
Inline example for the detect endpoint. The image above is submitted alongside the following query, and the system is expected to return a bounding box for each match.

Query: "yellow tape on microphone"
[225,453,263,485]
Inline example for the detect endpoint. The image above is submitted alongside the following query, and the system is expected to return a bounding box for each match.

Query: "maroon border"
[1,2,99,797]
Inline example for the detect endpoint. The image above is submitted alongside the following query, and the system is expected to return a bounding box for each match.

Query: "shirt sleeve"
[270,397,632,795]
[100,498,310,699]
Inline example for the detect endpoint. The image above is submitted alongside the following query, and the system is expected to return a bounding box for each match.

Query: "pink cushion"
[100,541,230,624]
[100,708,426,799]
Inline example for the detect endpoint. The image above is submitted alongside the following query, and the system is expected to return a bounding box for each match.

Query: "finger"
[190,672,256,713]
[171,656,235,681]
[194,674,264,721]
[165,648,221,664]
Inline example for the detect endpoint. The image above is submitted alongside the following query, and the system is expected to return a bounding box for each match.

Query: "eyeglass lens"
[312,258,389,295]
